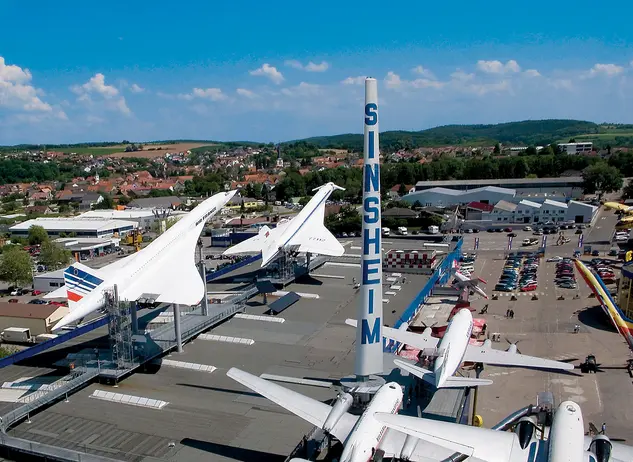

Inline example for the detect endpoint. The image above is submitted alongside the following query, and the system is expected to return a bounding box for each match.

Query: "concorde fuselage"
[61,190,236,326]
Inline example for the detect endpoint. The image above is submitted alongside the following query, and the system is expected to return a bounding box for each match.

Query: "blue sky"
[1,0,632,144]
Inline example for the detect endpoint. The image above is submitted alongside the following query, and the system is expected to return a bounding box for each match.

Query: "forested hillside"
[298,120,600,151]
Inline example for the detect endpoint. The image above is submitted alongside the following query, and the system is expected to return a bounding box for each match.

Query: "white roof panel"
[9,218,137,232]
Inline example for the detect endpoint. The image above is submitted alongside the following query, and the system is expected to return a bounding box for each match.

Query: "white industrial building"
[10,218,137,238]
[483,198,597,224]
[412,177,583,202]
[558,142,593,155]
[55,237,120,260]
[401,186,516,208]
[33,269,66,293]
[77,209,188,231]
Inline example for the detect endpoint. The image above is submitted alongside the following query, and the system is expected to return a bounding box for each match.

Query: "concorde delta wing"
[285,202,344,257]
[462,345,574,371]
[121,223,206,306]
[287,223,345,257]
[227,368,357,444]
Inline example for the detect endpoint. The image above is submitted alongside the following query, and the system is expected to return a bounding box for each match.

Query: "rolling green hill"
[297,120,602,151]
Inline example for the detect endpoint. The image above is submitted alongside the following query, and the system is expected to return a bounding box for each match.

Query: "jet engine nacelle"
[323,392,354,433]
[506,344,518,354]
[398,434,419,461]
[588,435,613,462]
[483,339,492,348]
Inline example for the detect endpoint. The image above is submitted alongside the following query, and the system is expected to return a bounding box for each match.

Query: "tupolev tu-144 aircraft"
[45,190,237,330]
[223,181,345,267]
[347,308,573,389]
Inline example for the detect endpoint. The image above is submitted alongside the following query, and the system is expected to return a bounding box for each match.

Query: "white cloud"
[385,71,444,91]
[250,63,284,84]
[385,71,403,89]
[589,63,624,76]
[451,70,475,81]
[236,88,257,98]
[0,56,53,113]
[548,78,573,90]
[305,61,329,72]
[411,66,436,79]
[72,73,131,115]
[285,60,303,70]
[129,83,145,93]
[410,78,444,89]
[524,69,541,77]
[477,59,521,74]
[74,73,119,98]
[284,60,329,72]
[281,82,321,97]
[341,76,365,85]
[191,87,227,101]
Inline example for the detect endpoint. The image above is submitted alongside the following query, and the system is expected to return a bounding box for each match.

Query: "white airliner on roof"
[374,400,633,462]
[46,190,237,330]
[227,368,458,462]
[223,182,345,267]
[347,308,573,389]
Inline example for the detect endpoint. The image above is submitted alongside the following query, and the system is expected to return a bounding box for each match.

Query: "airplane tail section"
[63,263,105,311]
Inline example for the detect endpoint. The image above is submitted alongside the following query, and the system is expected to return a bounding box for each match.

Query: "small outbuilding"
[0,302,69,336]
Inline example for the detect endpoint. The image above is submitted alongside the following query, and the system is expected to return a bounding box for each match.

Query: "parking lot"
[460,246,633,437]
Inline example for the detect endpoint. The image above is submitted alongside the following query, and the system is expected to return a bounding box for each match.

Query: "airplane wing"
[120,222,205,306]
[286,200,344,257]
[224,225,279,255]
[462,345,574,371]
[288,224,345,257]
[379,427,472,461]
[375,413,521,462]
[346,319,440,351]
[227,368,357,443]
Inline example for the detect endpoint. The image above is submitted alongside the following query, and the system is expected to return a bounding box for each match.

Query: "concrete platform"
[1,264,433,461]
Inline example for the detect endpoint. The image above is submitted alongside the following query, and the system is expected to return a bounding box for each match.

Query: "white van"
[381,227,391,237]
[397,227,408,236]
[428,225,439,234]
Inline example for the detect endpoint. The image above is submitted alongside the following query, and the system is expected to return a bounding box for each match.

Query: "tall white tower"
[353,78,384,380]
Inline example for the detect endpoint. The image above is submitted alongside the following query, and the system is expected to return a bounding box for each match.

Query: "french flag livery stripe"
[64,266,104,301]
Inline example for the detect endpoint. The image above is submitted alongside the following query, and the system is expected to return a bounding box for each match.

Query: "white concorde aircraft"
[223,182,345,267]
[346,309,574,389]
[46,190,237,330]
[374,400,633,462]
[227,367,459,462]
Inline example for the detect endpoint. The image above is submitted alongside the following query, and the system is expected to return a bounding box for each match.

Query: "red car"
[521,284,538,292]
[32,290,42,296]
